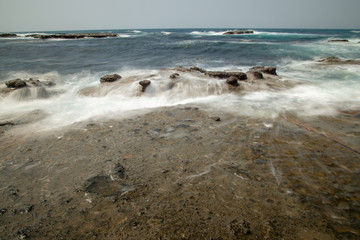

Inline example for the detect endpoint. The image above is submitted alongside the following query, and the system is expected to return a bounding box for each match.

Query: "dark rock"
[247,71,264,79]
[0,33,17,37]
[328,39,349,42]
[230,219,251,236]
[189,66,206,73]
[0,121,15,126]
[0,208,7,216]
[26,33,118,39]
[206,71,247,80]
[114,163,125,178]
[226,76,239,86]
[100,74,121,83]
[210,117,221,122]
[5,79,27,89]
[139,80,151,92]
[170,73,180,79]
[249,66,277,76]
[223,30,254,35]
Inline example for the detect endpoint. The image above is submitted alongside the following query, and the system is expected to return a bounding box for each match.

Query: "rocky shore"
[0,61,360,239]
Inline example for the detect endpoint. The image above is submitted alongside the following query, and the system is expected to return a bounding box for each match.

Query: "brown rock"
[100,74,122,83]
[5,79,27,89]
[328,39,349,42]
[170,73,180,79]
[249,66,277,76]
[246,71,264,79]
[223,30,254,35]
[0,33,17,38]
[206,71,247,80]
[226,76,240,86]
[139,80,151,92]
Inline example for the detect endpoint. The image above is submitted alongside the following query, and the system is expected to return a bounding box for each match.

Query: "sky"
[0,0,359,32]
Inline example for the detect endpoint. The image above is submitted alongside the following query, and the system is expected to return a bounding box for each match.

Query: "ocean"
[0,28,359,130]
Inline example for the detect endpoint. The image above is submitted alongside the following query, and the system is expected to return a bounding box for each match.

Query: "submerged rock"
[139,80,151,92]
[223,30,254,35]
[317,57,360,65]
[170,73,180,79]
[5,79,27,89]
[100,74,122,83]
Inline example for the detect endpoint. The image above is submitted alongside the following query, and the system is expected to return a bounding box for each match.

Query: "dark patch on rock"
[176,124,190,129]
[5,79,27,89]
[0,208,7,216]
[189,66,206,73]
[114,163,126,178]
[100,74,122,83]
[210,116,221,122]
[230,219,251,236]
[85,176,129,197]
[255,158,267,164]
[139,80,151,92]
[223,30,254,35]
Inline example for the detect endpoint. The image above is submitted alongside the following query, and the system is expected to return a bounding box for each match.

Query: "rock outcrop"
[317,57,360,65]
[226,76,240,86]
[223,30,254,35]
[139,80,151,92]
[100,74,122,83]
[246,71,264,80]
[328,39,349,43]
[205,71,247,80]
[170,73,180,79]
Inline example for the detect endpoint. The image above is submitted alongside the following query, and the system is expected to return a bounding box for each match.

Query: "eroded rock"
[5,79,27,89]
[139,80,151,92]
[100,74,122,83]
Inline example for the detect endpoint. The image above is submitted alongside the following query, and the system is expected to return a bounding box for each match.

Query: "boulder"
[317,57,360,65]
[174,66,206,73]
[139,80,151,92]
[223,30,254,35]
[249,66,277,76]
[0,33,17,38]
[100,74,121,83]
[170,73,180,79]
[246,71,264,79]
[205,71,247,80]
[226,76,240,86]
[5,79,27,89]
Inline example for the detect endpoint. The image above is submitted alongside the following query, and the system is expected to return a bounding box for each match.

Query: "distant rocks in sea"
[26,33,118,39]
[223,30,254,35]
[328,39,349,43]
[317,56,360,65]
[0,33,17,38]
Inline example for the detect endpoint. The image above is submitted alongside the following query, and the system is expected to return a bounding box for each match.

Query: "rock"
[210,117,221,122]
[100,74,121,83]
[0,208,7,216]
[328,39,349,42]
[139,80,151,92]
[0,33,17,37]
[26,33,118,39]
[170,73,180,79]
[5,79,27,89]
[226,76,240,86]
[174,66,206,73]
[223,30,254,35]
[189,66,206,73]
[205,71,247,80]
[246,71,264,79]
[114,163,125,178]
[249,66,277,76]
[317,57,360,65]
[85,175,130,197]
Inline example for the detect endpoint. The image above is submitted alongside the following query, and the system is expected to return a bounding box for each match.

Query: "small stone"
[210,117,221,122]
[170,73,180,79]
[0,208,7,216]
[100,74,121,83]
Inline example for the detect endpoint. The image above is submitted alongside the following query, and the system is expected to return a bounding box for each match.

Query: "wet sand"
[0,106,359,239]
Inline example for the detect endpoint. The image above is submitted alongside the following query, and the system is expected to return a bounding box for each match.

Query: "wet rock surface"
[100,74,122,83]
[223,30,254,35]
[0,106,359,239]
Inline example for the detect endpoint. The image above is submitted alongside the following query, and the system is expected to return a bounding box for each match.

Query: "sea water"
[0,28,359,131]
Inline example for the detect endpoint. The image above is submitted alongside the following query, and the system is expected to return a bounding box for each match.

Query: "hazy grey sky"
[0,0,359,32]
